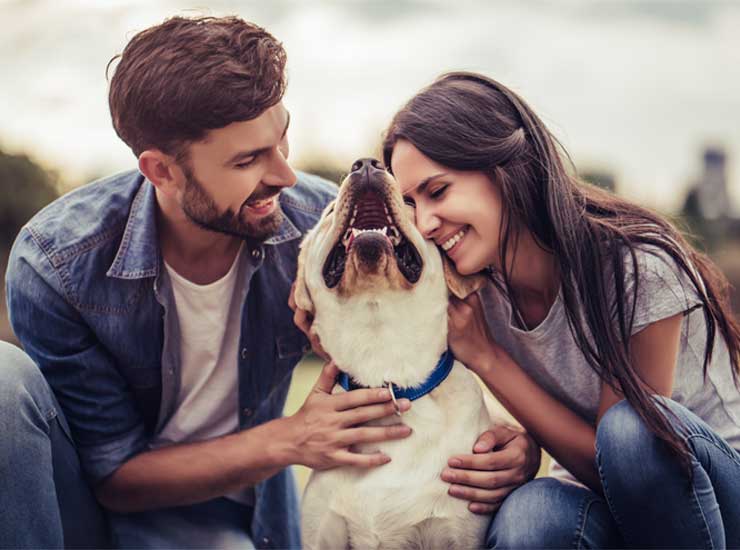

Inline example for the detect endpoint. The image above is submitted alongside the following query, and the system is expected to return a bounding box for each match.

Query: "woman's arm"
[448,292,684,493]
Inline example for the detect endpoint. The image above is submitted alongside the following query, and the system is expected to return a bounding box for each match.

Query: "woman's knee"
[596,397,698,495]
[596,400,650,457]
[487,478,587,549]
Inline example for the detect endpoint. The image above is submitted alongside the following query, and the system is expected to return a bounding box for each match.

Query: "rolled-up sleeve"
[6,228,148,484]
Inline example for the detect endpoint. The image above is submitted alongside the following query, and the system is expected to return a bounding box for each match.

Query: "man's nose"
[265,149,297,189]
[350,158,384,174]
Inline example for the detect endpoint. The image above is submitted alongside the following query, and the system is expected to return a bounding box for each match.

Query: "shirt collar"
[107,181,302,280]
[107,179,160,280]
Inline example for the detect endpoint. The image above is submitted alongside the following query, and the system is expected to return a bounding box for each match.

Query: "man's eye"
[235,157,257,169]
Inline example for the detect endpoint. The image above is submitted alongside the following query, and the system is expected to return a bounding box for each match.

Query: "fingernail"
[378,389,390,398]
[449,458,461,467]
[394,425,412,435]
[474,442,488,452]
[449,485,463,496]
[470,504,483,513]
[398,399,411,411]
[441,469,454,481]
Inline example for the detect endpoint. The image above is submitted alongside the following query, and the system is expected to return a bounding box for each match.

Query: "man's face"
[178,102,297,241]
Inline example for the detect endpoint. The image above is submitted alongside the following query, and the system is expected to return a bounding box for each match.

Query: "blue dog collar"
[337,349,455,401]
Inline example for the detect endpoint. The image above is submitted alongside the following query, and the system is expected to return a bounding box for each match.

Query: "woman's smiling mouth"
[440,226,468,252]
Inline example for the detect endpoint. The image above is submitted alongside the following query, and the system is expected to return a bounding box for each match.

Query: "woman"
[382,72,740,548]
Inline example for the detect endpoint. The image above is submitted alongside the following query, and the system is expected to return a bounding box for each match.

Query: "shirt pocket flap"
[276,332,310,360]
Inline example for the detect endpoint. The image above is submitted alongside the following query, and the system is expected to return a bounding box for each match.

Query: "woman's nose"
[415,205,441,239]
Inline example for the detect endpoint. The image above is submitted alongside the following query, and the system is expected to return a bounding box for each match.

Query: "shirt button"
[251,248,261,259]
[243,408,253,418]
[240,347,248,359]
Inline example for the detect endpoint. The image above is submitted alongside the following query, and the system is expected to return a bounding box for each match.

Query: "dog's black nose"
[350,158,384,174]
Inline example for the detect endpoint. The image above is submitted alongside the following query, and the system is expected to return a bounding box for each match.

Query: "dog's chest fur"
[302,364,491,548]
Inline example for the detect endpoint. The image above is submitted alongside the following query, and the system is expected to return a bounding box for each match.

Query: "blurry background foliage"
[0,148,59,251]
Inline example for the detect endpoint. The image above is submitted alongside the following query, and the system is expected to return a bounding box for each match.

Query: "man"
[2,15,539,549]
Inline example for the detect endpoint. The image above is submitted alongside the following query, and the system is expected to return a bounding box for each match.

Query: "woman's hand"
[288,282,330,360]
[447,291,500,373]
[442,425,541,514]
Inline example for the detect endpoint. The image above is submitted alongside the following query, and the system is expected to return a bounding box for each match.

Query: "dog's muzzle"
[321,158,423,288]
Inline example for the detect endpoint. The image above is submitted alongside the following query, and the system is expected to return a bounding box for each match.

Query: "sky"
[1,0,739,212]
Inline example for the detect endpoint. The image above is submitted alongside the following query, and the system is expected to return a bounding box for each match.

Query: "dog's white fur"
[295,170,495,549]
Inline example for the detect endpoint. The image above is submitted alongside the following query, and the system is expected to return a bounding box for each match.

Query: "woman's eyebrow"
[403,172,448,197]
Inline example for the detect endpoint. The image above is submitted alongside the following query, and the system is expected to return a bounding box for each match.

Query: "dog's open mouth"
[322,189,423,288]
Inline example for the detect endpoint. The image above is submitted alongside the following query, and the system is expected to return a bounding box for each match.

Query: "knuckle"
[483,475,498,490]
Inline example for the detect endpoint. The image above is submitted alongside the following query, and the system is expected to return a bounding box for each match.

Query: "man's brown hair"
[108,16,287,158]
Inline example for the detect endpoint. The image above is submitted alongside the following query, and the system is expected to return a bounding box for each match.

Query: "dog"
[294,158,495,549]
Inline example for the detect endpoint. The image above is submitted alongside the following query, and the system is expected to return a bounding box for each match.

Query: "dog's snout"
[350,158,384,174]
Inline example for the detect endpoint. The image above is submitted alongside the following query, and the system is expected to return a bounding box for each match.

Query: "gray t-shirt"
[479,245,740,481]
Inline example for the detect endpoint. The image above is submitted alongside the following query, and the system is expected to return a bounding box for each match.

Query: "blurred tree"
[581,168,616,193]
[0,148,59,249]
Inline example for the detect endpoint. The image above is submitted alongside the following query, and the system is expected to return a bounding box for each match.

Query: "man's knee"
[0,341,51,414]
[487,478,581,549]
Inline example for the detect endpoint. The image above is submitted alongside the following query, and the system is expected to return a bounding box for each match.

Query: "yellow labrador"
[295,158,494,549]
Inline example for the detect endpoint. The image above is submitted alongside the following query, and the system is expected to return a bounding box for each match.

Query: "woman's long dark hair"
[382,71,740,473]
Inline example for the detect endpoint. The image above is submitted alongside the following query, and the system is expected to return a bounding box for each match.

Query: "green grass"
[284,356,550,492]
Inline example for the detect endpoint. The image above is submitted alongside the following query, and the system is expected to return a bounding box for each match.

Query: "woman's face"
[390,139,504,275]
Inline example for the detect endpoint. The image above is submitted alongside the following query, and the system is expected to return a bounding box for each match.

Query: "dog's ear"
[294,199,337,313]
[442,254,488,299]
[294,233,315,314]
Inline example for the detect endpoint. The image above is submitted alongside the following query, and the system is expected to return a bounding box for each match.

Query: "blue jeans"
[487,398,740,548]
[0,342,254,549]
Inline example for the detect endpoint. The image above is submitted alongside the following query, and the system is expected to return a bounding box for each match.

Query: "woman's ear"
[442,254,487,299]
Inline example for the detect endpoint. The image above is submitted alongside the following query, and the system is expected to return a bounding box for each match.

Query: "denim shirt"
[5,169,336,549]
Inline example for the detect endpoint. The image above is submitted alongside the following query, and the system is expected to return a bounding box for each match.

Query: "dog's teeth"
[352,228,361,237]
[380,227,388,235]
[388,226,401,245]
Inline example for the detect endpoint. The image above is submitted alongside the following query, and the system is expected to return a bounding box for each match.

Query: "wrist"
[471,343,504,375]
[262,416,299,468]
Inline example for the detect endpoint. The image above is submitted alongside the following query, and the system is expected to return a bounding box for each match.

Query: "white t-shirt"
[151,244,252,504]
[480,245,740,482]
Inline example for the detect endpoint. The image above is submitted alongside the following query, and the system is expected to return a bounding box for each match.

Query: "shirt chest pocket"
[273,331,311,383]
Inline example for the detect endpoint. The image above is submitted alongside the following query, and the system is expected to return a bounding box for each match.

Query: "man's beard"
[180,166,284,242]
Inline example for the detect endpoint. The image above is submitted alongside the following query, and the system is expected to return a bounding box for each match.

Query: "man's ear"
[138,150,180,196]
[294,232,315,314]
[441,254,488,299]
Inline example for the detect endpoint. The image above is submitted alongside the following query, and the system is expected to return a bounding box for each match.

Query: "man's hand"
[442,424,541,514]
[289,282,329,360]
[283,361,413,470]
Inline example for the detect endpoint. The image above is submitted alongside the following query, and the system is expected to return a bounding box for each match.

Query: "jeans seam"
[686,433,740,468]
[688,465,716,550]
[595,448,626,539]
[574,497,598,550]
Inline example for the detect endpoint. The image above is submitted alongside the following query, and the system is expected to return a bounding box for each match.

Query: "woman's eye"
[403,197,416,207]
[429,185,448,199]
